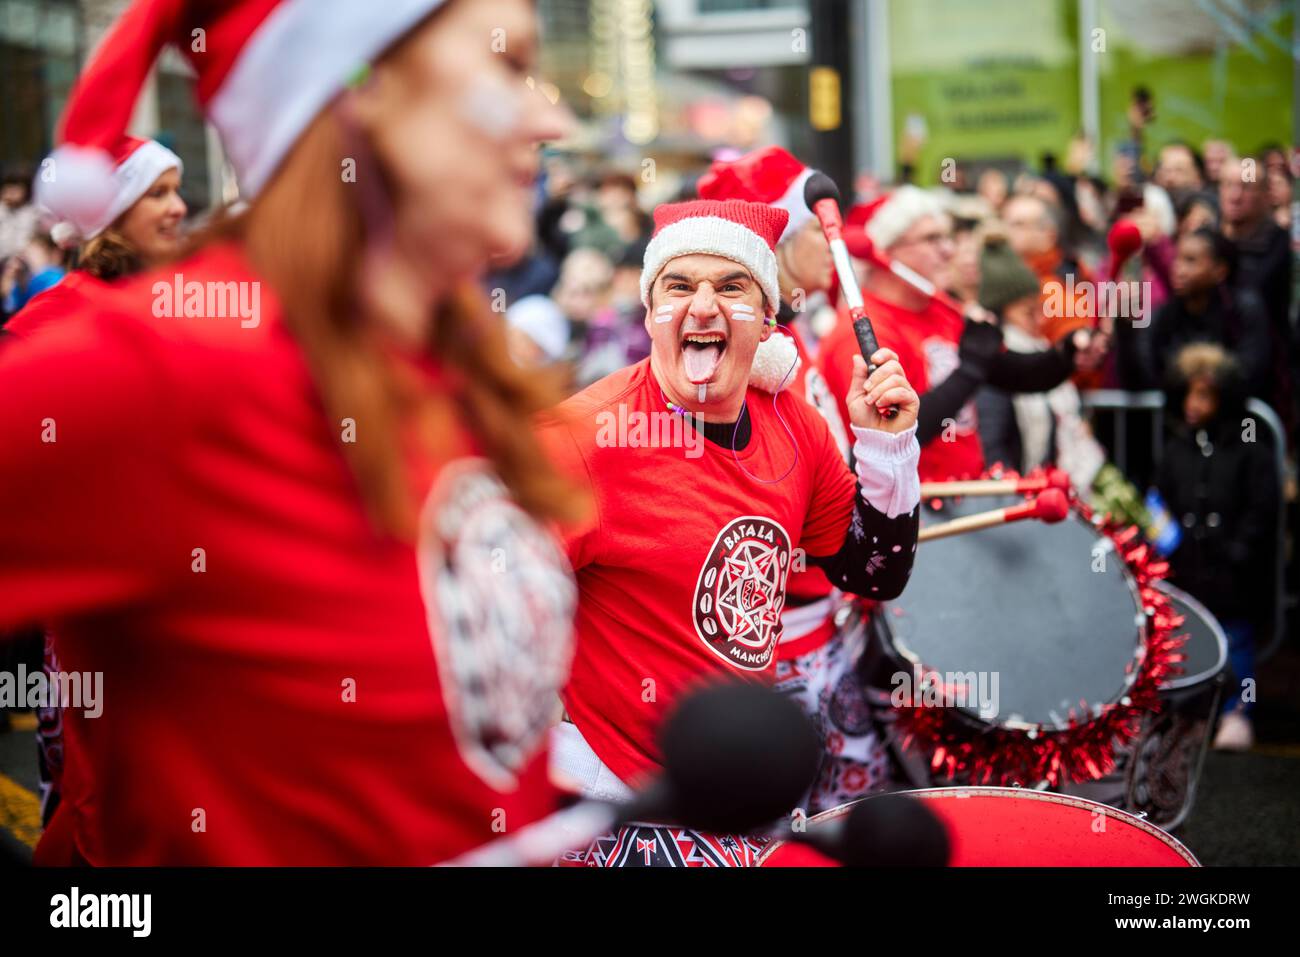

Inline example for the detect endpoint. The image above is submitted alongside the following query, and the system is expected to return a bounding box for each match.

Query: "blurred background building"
[537,0,1294,199]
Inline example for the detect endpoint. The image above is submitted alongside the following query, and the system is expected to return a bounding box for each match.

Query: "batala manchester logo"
[692,516,792,671]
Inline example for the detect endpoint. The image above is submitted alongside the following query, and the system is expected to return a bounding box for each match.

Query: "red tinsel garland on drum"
[894,473,1188,788]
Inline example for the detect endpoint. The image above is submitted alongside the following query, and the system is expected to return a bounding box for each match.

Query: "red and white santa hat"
[35,0,448,234]
[43,135,182,242]
[640,198,788,310]
[843,186,947,258]
[696,146,815,246]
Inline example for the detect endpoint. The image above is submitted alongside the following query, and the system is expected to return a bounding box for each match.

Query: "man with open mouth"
[698,146,903,815]
[540,197,922,867]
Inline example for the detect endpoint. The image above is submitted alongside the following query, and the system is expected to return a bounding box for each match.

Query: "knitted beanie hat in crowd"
[696,146,816,246]
[640,199,788,310]
[978,237,1042,315]
[35,0,448,235]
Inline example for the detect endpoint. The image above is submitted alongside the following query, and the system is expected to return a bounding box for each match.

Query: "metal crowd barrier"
[1080,390,1289,663]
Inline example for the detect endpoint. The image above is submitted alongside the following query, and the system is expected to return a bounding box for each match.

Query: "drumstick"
[1106,220,1143,283]
[919,468,1070,500]
[804,173,898,420]
[918,488,1070,543]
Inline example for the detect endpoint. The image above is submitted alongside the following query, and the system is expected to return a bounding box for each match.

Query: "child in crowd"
[1153,343,1279,750]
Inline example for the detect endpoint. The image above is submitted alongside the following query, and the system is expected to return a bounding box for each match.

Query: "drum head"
[766,788,1198,866]
[1155,581,1228,689]
[886,496,1142,730]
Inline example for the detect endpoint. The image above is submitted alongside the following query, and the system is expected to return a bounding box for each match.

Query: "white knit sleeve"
[850,423,921,519]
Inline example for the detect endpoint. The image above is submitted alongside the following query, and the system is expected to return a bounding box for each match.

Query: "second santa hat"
[640,199,788,310]
[696,146,816,245]
[49,136,182,241]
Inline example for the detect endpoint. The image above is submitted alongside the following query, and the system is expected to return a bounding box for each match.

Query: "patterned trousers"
[774,608,894,815]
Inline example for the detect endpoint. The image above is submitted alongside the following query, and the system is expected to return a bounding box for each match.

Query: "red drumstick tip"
[1046,467,1071,493]
[1106,221,1143,286]
[1034,488,1070,523]
[1107,220,1143,261]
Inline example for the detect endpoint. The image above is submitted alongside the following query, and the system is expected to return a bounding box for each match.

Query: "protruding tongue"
[683,343,723,384]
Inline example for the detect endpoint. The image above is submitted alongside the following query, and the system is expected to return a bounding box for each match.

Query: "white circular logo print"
[416,460,576,792]
[691,516,792,671]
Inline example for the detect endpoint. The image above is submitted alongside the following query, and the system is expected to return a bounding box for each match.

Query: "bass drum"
[756,787,1200,867]
[870,481,1182,788]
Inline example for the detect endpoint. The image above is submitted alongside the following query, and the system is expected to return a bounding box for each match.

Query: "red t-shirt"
[541,359,857,786]
[775,326,849,656]
[3,271,105,341]
[0,242,575,864]
[2,268,106,857]
[819,292,984,481]
[782,325,851,600]
[786,325,852,465]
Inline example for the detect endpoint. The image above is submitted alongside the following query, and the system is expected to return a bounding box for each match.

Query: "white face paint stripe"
[654,304,675,323]
[730,303,756,321]
[698,383,708,402]
[460,74,526,141]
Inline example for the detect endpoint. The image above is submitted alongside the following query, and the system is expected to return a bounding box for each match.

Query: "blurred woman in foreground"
[0,0,581,865]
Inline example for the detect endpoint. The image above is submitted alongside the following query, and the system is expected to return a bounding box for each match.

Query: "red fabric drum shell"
[758,842,840,867]
[757,788,1198,867]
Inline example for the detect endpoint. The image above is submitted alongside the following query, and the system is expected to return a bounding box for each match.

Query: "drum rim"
[802,787,1200,866]
[885,509,1148,732]
[1154,580,1229,690]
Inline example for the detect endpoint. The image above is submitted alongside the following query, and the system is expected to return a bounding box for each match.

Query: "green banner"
[887,0,1082,184]
[886,0,1293,184]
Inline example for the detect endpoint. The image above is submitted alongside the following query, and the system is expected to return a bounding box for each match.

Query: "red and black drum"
[757,787,1200,867]
[868,478,1184,789]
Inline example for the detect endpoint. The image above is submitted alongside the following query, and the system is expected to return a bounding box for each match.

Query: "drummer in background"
[1152,344,1279,751]
[541,197,921,865]
[818,187,1106,482]
[697,147,896,811]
